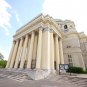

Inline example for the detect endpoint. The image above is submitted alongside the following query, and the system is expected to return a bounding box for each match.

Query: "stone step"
[7,73,28,82]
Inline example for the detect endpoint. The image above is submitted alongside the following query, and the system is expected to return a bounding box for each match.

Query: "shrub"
[0,60,7,68]
[67,67,83,73]
[82,70,87,74]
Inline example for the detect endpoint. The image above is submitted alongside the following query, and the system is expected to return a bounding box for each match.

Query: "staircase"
[0,69,32,82]
[66,76,87,87]
[0,69,87,87]
[7,73,28,82]
[45,74,87,87]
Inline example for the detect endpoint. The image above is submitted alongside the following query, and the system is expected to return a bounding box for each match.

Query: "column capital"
[25,34,29,38]
[50,29,53,33]
[55,34,58,37]
[20,37,24,40]
[43,27,51,32]
[30,31,35,35]
[38,26,44,31]
[59,37,63,41]
[15,39,19,43]
[31,31,34,34]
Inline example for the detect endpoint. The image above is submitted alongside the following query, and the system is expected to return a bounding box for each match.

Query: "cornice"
[16,13,43,32]
[13,14,62,39]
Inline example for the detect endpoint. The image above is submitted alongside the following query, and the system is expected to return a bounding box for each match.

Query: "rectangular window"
[68,55,73,67]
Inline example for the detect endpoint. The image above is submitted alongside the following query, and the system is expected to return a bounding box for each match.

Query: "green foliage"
[82,70,87,74]
[0,60,7,68]
[67,67,83,73]
[0,52,4,60]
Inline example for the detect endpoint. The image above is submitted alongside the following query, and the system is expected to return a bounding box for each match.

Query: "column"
[14,38,23,68]
[32,32,38,69]
[36,27,43,69]
[10,39,19,68]
[41,27,50,69]
[50,29,54,69]
[6,41,15,68]
[20,34,29,68]
[59,38,64,64]
[26,36,31,60]
[27,32,35,68]
[55,34,60,70]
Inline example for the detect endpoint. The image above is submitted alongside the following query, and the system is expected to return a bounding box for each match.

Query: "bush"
[0,60,7,68]
[67,67,83,73]
[82,70,87,74]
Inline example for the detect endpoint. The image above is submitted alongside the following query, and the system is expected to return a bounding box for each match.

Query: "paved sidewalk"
[0,77,78,87]
[76,74,87,78]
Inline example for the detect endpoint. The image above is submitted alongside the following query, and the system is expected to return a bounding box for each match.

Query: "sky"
[0,0,87,60]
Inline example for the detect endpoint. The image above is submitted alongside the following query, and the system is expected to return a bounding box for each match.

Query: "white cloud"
[14,11,22,26]
[0,0,21,36]
[0,0,12,35]
[42,0,87,34]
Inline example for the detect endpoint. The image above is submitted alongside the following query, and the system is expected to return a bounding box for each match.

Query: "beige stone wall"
[61,21,86,70]
[79,32,87,69]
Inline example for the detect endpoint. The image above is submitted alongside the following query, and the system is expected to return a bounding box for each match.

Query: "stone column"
[31,33,38,69]
[36,27,43,69]
[41,27,50,69]
[26,36,31,60]
[14,38,23,68]
[20,34,29,68]
[59,38,64,64]
[10,39,19,68]
[55,34,60,70]
[32,33,38,60]
[6,41,15,68]
[27,32,35,68]
[50,29,54,69]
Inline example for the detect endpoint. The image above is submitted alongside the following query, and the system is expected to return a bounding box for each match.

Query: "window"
[70,25,72,28]
[67,46,71,48]
[64,25,68,32]
[68,55,73,67]
[64,25,67,29]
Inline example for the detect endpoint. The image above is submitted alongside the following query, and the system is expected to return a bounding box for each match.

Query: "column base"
[5,68,57,80]
[25,69,56,80]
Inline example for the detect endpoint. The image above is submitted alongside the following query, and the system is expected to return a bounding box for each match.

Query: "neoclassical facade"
[6,14,87,70]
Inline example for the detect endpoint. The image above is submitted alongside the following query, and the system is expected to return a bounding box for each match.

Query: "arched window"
[64,25,68,32]
[64,25,67,29]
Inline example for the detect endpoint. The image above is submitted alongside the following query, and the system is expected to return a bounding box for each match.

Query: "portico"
[6,14,64,71]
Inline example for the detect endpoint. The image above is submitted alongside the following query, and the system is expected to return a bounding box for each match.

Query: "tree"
[0,52,7,68]
[0,60,7,68]
[0,52,4,60]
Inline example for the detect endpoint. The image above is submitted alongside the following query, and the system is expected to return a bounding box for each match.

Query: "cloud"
[14,11,22,26]
[0,0,12,35]
[42,0,87,34]
[0,0,21,36]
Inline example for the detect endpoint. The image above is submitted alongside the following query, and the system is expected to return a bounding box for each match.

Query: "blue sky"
[0,0,44,60]
[0,0,87,60]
